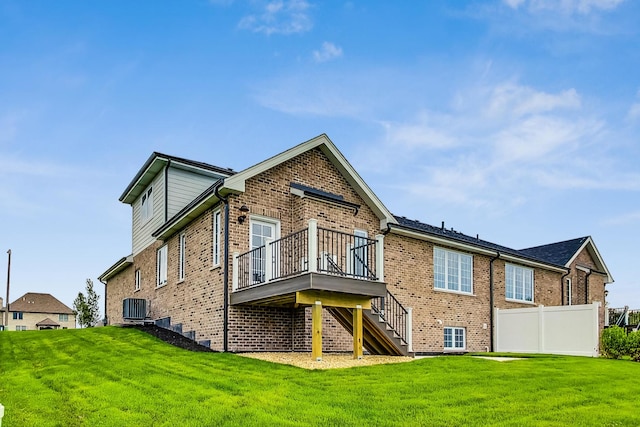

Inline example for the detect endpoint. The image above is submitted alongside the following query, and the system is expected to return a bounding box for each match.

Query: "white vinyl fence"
[494,303,600,357]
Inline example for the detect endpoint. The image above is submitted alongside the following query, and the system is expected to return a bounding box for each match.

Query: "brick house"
[99,134,613,355]
[1,293,76,331]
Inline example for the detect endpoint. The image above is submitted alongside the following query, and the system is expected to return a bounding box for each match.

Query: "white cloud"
[603,210,640,226]
[238,0,313,35]
[313,42,343,63]
[628,103,640,120]
[486,83,581,118]
[503,0,626,14]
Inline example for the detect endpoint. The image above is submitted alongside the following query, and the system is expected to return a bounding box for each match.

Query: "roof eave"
[389,224,568,273]
[99,255,134,283]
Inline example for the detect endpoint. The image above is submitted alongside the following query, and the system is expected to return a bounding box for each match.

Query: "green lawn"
[1,327,639,426]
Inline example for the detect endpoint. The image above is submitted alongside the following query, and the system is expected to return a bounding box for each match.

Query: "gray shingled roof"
[8,292,74,314]
[519,237,589,266]
[391,216,567,268]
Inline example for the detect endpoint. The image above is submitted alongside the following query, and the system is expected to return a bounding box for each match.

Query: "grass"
[1,328,640,426]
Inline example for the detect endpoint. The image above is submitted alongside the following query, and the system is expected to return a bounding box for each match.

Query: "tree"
[73,279,101,328]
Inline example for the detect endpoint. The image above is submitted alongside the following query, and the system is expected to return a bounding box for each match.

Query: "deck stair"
[327,290,412,356]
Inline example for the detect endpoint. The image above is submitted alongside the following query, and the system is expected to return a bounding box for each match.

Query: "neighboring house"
[99,134,613,355]
[1,292,76,331]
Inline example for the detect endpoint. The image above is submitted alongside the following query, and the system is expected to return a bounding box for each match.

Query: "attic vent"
[123,298,147,321]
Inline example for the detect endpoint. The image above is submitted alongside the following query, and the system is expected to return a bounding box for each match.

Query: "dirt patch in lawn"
[238,352,413,369]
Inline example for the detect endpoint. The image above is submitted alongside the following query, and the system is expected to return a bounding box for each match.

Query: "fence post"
[375,234,384,282]
[308,219,318,273]
[406,307,413,353]
[593,302,601,357]
[232,252,239,291]
[538,305,545,354]
[0,402,4,427]
[494,308,499,352]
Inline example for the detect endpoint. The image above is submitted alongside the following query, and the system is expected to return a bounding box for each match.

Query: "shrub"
[601,326,628,359]
[627,330,640,362]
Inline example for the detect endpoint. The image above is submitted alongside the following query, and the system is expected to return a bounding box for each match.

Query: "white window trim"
[444,326,466,351]
[134,269,141,292]
[212,209,221,267]
[248,214,281,245]
[156,245,168,288]
[178,233,186,281]
[140,186,154,224]
[505,263,535,304]
[433,247,474,295]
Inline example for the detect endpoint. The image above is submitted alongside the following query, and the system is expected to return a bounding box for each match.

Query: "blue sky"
[1,0,639,313]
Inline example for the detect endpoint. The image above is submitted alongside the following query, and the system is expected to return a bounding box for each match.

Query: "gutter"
[489,252,500,352]
[561,269,571,306]
[215,184,230,352]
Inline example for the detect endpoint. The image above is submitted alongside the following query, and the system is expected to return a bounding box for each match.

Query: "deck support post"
[312,300,322,361]
[353,304,363,359]
[308,219,318,273]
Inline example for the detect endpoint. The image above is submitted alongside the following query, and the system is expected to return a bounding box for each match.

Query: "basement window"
[444,327,465,351]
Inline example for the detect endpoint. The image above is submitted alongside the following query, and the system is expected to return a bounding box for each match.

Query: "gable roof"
[222,134,396,226]
[119,152,235,204]
[520,236,614,283]
[36,317,61,327]
[153,134,397,240]
[390,216,568,272]
[8,293,75,315]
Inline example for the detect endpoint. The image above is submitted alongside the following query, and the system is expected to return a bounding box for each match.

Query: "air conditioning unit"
[123,298,147,321]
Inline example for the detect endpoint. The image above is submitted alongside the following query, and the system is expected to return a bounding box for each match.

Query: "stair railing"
[371,290,408,345]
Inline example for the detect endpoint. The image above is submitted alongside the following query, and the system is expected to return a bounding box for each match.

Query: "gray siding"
[166,167,219,218]
[132,171,165,255]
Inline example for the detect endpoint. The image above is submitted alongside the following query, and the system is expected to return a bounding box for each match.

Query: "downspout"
[164,160,171,223]
[214,183,230,352]
[561,269,571,306]
[585,270,592,305]
[99,278,108,326]
[489,251,500,352]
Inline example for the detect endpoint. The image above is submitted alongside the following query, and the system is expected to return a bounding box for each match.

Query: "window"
[141,187,153,222]
[178,233,186,281]
[13,312,23,320]
[59,314,68,322]
[213,210,221,266]
[444,327,465,350]
[16,325,27,331]
[434,248,473,294]
[157,245,168,287]
[135,269,141,291]
[565,278,572,305]
[506,264,534,303]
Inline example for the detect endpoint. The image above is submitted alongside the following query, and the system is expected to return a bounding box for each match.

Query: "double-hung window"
[434,247,473,294]
[141,187,153,222]
[135,269,141,291]
[506,264,534,303]
[59,314,68,322]
[157,245,168,287]
[444,327,465,350]
[178,233,186,281]
[212,210,221,266]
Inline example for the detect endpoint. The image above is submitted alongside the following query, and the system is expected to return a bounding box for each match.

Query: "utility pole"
[5,249,10,329]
